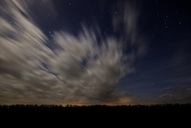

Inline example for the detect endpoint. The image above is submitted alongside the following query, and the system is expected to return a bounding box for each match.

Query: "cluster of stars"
[154,1,183,36]
[164,15,168,29]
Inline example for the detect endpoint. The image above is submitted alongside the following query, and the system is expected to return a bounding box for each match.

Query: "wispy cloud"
[113,0,147,58]
[152,87,191,104]
[0,0,143,105]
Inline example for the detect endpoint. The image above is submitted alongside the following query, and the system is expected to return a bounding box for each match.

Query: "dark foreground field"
[0,104,190,125]
[1,104,190,114]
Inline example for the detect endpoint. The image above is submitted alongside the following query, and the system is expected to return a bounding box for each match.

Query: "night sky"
[0,0,191,105]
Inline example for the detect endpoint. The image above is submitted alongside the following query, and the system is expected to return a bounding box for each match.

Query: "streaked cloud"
[0,0,143,105]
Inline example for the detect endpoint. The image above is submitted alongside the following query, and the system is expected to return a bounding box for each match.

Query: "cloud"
[152,87,191,104]
[0,0,141,105]
[127,86,191,105]
[113,0,147,58]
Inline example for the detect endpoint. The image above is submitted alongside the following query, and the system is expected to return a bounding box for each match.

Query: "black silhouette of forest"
[0,104,190,123]
[1,104,190,114]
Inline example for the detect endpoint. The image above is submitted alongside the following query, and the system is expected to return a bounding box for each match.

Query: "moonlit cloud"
[0,0,142,105]
[113,1,147,58]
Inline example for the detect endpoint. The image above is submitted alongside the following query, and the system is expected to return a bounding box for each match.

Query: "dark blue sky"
[120,0,191,97]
